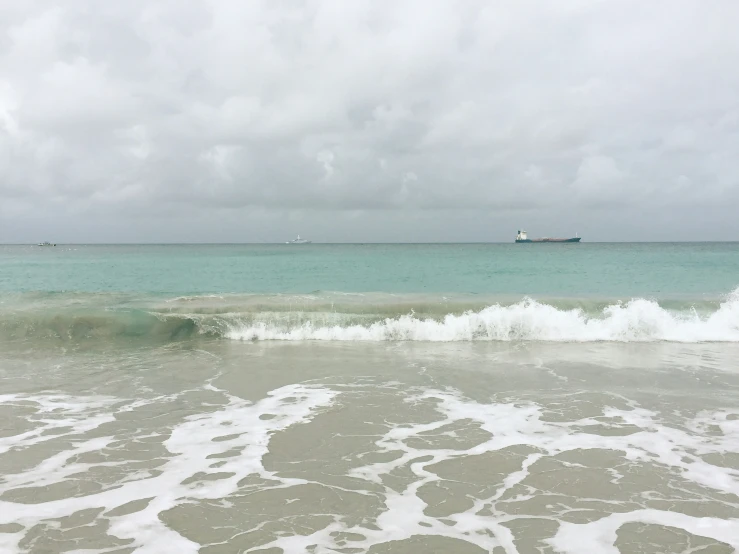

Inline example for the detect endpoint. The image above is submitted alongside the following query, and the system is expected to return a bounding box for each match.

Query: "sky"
[1,0,738,243]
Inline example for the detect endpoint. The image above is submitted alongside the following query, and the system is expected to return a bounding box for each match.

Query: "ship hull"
[515,237,580,243]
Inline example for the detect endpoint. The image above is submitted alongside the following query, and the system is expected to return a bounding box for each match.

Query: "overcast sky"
[1,0,738,243]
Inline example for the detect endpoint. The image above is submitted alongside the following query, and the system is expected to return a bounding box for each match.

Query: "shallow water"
[1,243,739,552]
[1,341,738,553]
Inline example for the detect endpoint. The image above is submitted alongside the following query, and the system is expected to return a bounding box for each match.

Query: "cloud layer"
[1,0,738,242]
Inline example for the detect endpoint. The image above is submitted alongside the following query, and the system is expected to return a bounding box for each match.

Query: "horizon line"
[3,241,739,246]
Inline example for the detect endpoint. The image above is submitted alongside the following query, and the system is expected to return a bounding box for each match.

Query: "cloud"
[1,0,739,242]
[572,155,630,206]
[316,150,335,180]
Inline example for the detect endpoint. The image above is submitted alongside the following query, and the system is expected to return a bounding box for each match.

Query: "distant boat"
[515,230,580,243]
[37,242,56,247]
[286,235,311,244]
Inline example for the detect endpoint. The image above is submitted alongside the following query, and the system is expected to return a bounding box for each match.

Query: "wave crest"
[226,292,739,343]
[2,290,738,344]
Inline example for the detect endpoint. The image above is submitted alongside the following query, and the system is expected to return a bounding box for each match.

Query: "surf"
[225,290,739,343]
[3,289,737,344]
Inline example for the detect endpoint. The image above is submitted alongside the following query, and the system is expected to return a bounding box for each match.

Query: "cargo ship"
[285,234,312,244]
[515,230,580,243]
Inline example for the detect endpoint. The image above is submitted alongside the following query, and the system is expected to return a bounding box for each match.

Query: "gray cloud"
[1,0,739,242]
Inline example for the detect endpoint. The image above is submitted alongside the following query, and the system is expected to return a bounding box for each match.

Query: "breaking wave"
[226,291,739,342]
[1,289,738,344]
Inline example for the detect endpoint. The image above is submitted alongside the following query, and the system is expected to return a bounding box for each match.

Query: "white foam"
[257,387,739,553]
[0,385,337,554]
[549,510,739,554]
[226,289,739,343]
[3,381,739,553]
[0,393,118,457]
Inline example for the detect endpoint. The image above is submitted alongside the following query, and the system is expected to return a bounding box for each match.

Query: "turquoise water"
[2,244,739,553]
[1,243,738,297]
[1,242,738,344]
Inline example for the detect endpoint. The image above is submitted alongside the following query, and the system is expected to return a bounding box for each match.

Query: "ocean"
[1,243,738,553]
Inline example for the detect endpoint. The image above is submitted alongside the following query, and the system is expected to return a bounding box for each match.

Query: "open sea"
[1,242,739,554]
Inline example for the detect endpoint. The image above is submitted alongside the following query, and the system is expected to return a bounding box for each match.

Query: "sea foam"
[226,290,739,342]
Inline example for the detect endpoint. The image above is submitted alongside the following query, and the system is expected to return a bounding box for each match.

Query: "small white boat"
[37,242,57,247]
[286,235,311,244]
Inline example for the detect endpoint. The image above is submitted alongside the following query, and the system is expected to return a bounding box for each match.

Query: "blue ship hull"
[515,237,581,243]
